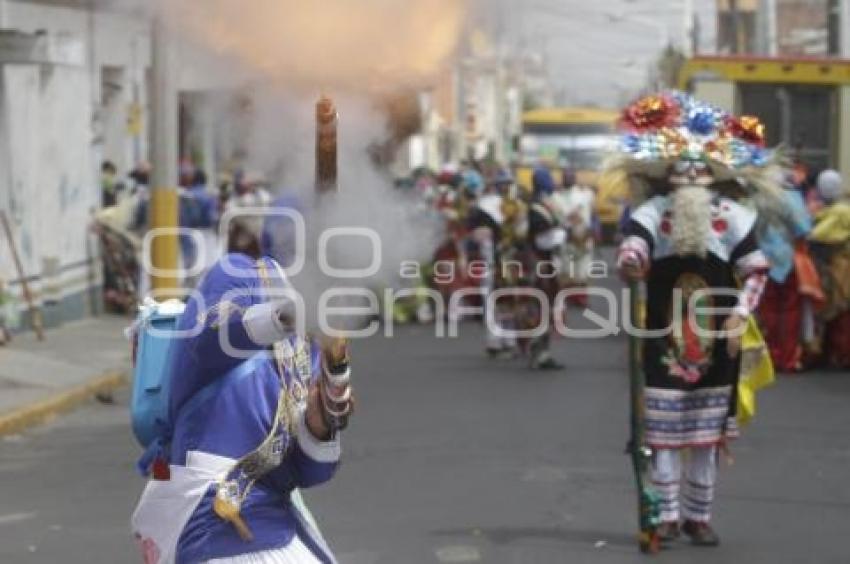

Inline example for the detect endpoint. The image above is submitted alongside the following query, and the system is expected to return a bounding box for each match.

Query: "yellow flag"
[737,317,775,426]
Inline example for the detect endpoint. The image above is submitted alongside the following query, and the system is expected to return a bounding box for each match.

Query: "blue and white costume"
[132,254,341,564]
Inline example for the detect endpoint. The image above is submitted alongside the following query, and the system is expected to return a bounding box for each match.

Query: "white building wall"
[0,1,153,328]
[1,64,43,281]
[0,1,246,329]
[7,1,152,172]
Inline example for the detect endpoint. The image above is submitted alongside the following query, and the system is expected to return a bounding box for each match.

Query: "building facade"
[0,0,156,331]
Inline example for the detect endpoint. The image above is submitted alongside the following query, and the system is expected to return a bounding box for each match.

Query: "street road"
[1,303,850,563]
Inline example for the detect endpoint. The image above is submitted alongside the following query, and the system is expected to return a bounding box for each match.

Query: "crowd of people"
[93,140,850,378]
[398,161,599,369]
[391,155,850,375]
[754,165,850,372]
[94,158,274,311]
[96,151,850,374]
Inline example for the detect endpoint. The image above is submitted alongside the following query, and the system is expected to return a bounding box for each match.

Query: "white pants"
[651,446,717,523]
[206,537,320,563]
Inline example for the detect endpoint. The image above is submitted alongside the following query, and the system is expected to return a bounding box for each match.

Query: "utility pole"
[149,17,180,295]
[842,0,850,58]
[827,0,850,57]
[758,0,778,56]
[828,0,840,55]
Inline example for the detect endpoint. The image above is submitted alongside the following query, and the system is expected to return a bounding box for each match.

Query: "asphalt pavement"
[1,305,849,563]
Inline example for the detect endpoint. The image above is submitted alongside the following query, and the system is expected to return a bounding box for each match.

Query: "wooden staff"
[0,210,45,340]
[315,95,338,194]
[627,280,659,553]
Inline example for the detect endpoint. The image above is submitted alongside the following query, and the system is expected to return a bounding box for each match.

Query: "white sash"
[131,451,335,564]
[131,451,234,564]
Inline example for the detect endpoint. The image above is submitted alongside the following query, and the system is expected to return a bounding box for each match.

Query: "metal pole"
[760,0,778,56]
[149,17,180,295]
[842,0,850,58]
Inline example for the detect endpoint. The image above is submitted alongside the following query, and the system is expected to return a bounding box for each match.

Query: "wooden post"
[315,95,338,194]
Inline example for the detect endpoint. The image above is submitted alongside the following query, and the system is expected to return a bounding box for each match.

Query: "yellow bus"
[514,107,627,229]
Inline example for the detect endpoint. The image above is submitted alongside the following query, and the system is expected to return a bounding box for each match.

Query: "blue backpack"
[130,299,266,476]
[130,301,185,450]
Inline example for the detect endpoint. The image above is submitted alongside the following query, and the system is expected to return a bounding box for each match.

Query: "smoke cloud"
[232,91,443,328]
[128,0,470,325]
[156,0,468,94]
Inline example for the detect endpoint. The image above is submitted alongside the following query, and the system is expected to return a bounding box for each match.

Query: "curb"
[0,370,128,437]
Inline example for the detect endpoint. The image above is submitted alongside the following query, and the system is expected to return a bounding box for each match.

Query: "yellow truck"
[514,106,628,232]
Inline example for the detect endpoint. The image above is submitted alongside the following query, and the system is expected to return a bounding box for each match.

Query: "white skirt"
[205,536,321,563]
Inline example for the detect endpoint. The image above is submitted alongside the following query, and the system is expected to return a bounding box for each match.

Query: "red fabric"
[826,312,850,369]
[794,241,825,308]
[151,458,170,481]
[758,273,803,372]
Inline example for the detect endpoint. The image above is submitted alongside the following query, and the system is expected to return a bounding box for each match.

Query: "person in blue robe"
[133,201,352,564]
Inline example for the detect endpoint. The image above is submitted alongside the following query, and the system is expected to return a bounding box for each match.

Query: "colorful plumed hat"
[617,90,770,173]
[605,90,788,227]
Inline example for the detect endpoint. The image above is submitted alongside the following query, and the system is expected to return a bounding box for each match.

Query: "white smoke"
[231,90,443,327]
[154,0,468,95]
[118,0,469,325]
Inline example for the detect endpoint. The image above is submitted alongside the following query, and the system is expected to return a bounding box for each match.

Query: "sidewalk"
[0,314,131,436]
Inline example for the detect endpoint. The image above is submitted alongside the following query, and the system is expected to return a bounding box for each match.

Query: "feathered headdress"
[604,90,791,230]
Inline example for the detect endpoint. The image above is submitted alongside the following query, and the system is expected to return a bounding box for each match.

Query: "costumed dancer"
[132,201,353,564]
[458,168,484,224]
[495,171,530,354]
[454,169,487,317]
[613,92,784,546]
[523,166,566,370]
[466,169,523,358]
[431,167,471,322]
[549,168,596,309]
[432,208,470,322]
[756,175,823,372]
[809,169,850,368]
